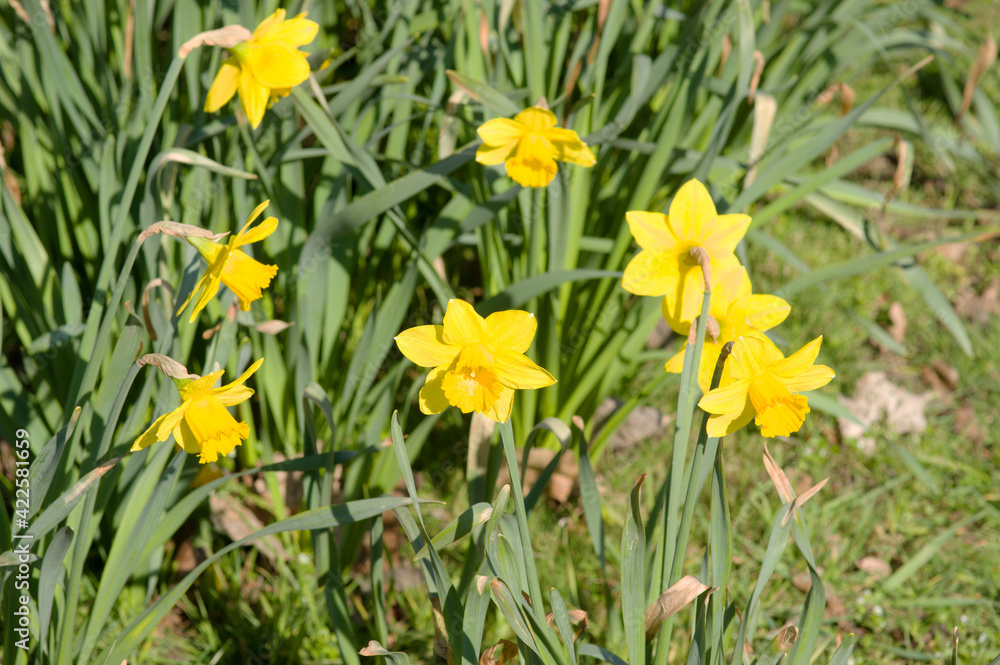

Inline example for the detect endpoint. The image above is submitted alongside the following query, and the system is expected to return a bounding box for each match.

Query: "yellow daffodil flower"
[476,107,595,188]
[178,200,279,322]
[204,9,319,128]
[395,299,556,422]
[623,179,751,330]
[698,334,834,438]
[664,268,791,392]
[132,359,263,463]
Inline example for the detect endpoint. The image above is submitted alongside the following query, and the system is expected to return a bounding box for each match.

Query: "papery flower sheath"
[623,179,750,330]
[395,299,556,422]
[204,8,319,128]
[132,359,263,463]
[476,107,595,188]
[178,200,279,322]
[698,334,834,438]
[664,267,791,392]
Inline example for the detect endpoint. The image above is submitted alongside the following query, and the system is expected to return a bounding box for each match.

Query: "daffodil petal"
[220,249,278,311]
[696,342,724,394]
[132,411,173,452]
[702,213,751,255]
[625,210,678,250]
[727,333,783,380]
[477,118,524,146]
[442,299,485,346]
[177,272,212,319]
[172,419,203,456]
[494,351,556,389]
[699,378,750,414]
[667,179,719,241]
[252,8,286,40]
[730,294,790,334]
[247,43,311,89]
[213,358,264,405]
[155,406,189,440]
[484,310,537,354]
[623,249,678,297]
[213,384,253,407]
[545,127,596,166]
[772,336,823,376]
[262,13,319,46]
[664,347,686,374]
[236,216,278,247]
[419,365,451,415]
[484,387,515,423]
[188,272,224,322]
[476,141,518,166]
[180,369,226,400]
[237,200,270,235]
[238,68,270,129]
[706,397,755,437]
[395,325,460,368]
[711,267,752,315]
[513,107,557,130]
[661,265,705,331]
[205,57,241,113]
[781,365,835,393]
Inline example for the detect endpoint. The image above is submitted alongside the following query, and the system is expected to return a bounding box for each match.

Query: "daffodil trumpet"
[177,200,279,322]
[131,355,263,463]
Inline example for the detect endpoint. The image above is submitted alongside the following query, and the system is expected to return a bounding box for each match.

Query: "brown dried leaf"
[645,575,711,641]
[139,221,228,243]
[179,25,254,57]
[763,442,795,504]
[887,302,907,344]
[254,319,295,335]
[136,353,197,380]
[480,640,518,665]
[774,625,798,650]
[431,598,453,664]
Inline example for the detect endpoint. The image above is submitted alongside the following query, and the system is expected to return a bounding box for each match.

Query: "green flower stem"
[499,418,548,624]
[669,352,727,584]
[651,287,713,665]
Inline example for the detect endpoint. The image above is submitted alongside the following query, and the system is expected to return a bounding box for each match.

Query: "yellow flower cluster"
[131,199,279,463]
[128,8,835,459]
[622,179,834,438]
[133,9,318,464]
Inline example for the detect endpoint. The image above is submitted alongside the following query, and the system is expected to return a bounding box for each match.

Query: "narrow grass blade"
[622,474,647,665]
[414,503,493,560]
[785,566,824,665]
[38,526,73,655]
